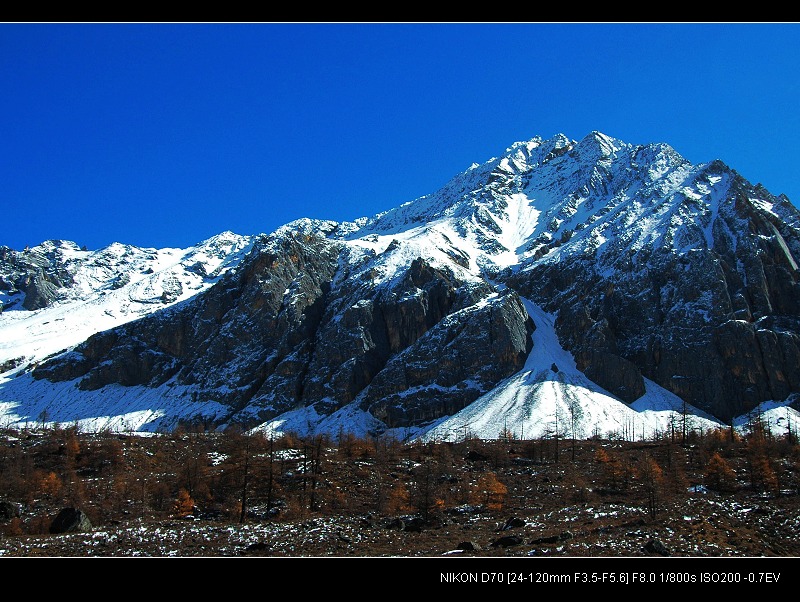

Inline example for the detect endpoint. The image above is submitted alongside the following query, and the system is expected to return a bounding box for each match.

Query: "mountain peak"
[574,130,624,159]
[2,130,799,444]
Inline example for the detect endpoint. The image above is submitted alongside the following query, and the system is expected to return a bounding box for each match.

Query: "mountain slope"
[0,232,253,373]
[1,131,799,440]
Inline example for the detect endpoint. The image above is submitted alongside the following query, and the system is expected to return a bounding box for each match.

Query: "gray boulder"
[49,507,93,534]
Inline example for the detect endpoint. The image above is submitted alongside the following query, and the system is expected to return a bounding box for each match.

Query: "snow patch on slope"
[415,299,725,442]
[245,297,747,443]
[0,373,228,432]
[492,193,540,267]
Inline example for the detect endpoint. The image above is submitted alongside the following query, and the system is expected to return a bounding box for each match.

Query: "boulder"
[49,507,93,534]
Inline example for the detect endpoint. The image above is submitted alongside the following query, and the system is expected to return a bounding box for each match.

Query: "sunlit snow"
[414,299,727,443]
[2,132,798,442]
[0,233,252,371]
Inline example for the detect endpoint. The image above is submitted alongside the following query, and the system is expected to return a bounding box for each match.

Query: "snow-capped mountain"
[0,231,254,371]
[1,131,798,442]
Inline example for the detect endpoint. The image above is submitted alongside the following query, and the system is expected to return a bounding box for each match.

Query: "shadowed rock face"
[33,232,534,429]
[506,174,800,423]
[360,289,534,427]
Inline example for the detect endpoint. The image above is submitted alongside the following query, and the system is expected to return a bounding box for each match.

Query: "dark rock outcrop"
[49,507,93,534]
[507,172,800,422]
[360,289,533,427]
[643,538,670,556]
[490,535,523,548]
[33,230,533,430]
[500,516,526,531]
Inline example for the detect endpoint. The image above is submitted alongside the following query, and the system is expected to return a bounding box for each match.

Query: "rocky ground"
[1,429,798,564]
[1,492,798,559]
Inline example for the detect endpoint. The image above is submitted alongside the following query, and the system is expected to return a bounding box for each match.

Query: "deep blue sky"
[2,22,799,251]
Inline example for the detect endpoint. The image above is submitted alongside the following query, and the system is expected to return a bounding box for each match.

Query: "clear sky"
[2,22,799,252]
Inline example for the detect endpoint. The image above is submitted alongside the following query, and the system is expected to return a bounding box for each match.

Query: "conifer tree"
[471,472,507,511]
[639,454,664,519]
[704,452,737,492]
[173,488,195,517]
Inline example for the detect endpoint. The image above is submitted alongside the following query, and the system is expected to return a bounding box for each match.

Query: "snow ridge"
[0,232,254,372]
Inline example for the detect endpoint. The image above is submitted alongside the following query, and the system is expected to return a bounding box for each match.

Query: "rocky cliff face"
[0,233,252,316]
[33,230,533,429]
[8,131,800,432]
[0,240,82,311]
[504,154,800,423]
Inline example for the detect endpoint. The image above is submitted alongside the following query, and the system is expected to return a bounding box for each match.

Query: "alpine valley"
[2,131,799,443]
